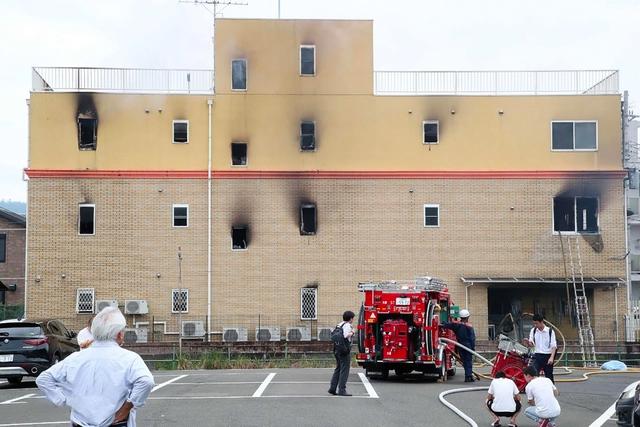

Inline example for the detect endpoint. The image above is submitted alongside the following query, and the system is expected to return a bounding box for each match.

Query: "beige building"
[25,19,627,342]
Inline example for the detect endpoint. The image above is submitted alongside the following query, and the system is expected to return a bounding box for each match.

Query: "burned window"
[576,197,598,233]
[300,204,317,235]
[0,234,5,263]
[232,226,248,250]
[300,121,315,151]
[173,120,189,144]
[173,204,189,227]
[300,45,316,76]
[231,59,247,90]
[231,143,248,166]
[78,117,97,150]
[552,121,597,150]
[553,197,598,233]
[423,121,439,144]
[78,204,95,235]
[424,204,440,227]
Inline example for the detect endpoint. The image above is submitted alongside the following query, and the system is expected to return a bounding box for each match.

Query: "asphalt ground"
[0,367,635,426]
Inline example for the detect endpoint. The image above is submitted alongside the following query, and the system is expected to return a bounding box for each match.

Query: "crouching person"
[523,366,561,427]
[36,307,155,426]
[486,370,521,427]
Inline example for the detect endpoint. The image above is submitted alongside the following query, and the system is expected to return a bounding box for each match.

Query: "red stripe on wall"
[24,169,627,180]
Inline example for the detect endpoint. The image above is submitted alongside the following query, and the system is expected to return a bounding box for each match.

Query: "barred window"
[300,288,317,320]
[76,288,95,314]
[172,289,189,313]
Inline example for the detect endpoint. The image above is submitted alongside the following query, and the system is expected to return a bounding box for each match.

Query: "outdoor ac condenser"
[124,300,149,315]
[95,300,118,313]
[222,328,248,342]
[123,328,148,344]
[286,327,311,342]
[181,320,205,338]
[255,327,280,342]
[317,327,333,341]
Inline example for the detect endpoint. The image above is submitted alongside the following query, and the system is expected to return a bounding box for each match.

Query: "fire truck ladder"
[561,234,597,367]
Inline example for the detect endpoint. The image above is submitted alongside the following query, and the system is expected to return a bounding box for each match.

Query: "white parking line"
[589,380,640,427]
[171,381,362,385]
[0,393,35,405]
[252,372,276,397]
[149,395,373,400]
[357,373,379,398]
[151,374,188,393]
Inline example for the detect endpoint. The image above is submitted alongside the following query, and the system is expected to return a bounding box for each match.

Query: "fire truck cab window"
[300,204,317,235]
[78,117,97,150]
[232,226,248,250]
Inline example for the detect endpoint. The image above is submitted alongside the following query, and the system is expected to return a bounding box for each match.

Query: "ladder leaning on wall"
[559,233,598,367]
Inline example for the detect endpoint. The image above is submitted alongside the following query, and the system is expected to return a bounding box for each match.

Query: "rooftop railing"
[374,70,619,95]
[32,67,214,94]
[32,67,619,96]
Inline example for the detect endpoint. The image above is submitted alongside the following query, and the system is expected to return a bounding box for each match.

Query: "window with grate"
[300,288,317,320]
[173,120,189,144]
[76,288,95,314]
[172,204,189,227]
[172,289,189,313]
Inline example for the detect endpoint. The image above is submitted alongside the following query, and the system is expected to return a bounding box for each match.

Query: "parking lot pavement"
[0,368,636,426]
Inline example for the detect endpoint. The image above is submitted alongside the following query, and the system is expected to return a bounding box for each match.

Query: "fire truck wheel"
[380,368,389,379]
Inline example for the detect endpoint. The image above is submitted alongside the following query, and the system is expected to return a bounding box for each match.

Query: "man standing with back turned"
[36,307,155,426]
[328,310,355,396]
[524,313,557,383]
[442,308,476,382]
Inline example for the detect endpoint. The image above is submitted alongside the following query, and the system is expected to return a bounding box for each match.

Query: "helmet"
[459,309,470,318]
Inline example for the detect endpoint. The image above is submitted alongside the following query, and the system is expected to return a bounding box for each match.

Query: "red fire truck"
[356,277,459,380]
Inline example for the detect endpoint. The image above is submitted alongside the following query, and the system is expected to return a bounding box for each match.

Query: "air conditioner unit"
[223,328,248,343]
[123,328,148,344]
[124,300,149,315]
[318,327,333,341]
[95,300,118,313]
[255,327,280,342]
[182,320,205,338]
[286,327,311,342]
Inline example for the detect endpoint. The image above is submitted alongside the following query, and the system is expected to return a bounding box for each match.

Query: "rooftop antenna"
[179,0,249,88]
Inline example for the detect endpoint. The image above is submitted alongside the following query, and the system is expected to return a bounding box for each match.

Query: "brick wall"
[27,177,627,338]
[0,215,26,307]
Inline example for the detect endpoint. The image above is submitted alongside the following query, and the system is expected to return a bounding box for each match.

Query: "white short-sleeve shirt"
[525,377,561,418]
[488,377,519,412]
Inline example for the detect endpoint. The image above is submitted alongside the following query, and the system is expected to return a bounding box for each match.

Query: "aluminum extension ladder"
[562,235,598,367]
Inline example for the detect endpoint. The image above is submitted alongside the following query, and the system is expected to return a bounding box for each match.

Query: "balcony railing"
[32,67,214,94]
[374,70,619,95]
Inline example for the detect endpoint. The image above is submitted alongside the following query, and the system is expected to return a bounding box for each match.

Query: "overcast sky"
[1,0,639,202]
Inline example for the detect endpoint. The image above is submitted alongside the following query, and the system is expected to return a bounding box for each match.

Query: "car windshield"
[0,324,43,337]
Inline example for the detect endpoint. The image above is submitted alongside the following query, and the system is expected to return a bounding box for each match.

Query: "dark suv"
[0,319,79,384]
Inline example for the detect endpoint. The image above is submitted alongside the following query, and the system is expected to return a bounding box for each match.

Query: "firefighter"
[443,309,476,382]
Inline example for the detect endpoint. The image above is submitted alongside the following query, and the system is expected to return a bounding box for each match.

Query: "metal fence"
[32,67,214,94]
[374,70,619,95]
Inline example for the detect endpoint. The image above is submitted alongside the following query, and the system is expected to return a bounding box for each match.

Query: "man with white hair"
[36,307,155,426]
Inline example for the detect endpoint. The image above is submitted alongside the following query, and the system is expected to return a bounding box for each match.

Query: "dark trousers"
[460,349,473,378]
[329,351,351,394]
[532,353,554,383]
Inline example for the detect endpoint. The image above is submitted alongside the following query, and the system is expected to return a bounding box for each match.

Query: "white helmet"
[459,309,470,318]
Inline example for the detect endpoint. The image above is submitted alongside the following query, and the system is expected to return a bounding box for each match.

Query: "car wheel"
[7,377,22,385]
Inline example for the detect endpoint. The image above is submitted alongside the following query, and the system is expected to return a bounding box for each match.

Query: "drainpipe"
[614,284,619,342]
[207,98,213,340]
[23,98,31,319]
[464,282,474,309]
